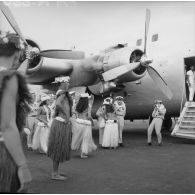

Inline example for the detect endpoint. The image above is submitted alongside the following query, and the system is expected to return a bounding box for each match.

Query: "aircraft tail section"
[172,102,195,139]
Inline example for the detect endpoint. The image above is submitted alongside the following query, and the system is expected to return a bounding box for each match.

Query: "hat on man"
[52,76,70,83]
[115,96,124,101]
[41,94,50,102]
[56,89,65,97]
[103,97,113,105]
[155,99,162,104]
[69,91,76,96]
[80,93,91,98]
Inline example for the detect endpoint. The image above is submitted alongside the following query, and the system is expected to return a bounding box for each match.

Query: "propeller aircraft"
[1,2,194,130]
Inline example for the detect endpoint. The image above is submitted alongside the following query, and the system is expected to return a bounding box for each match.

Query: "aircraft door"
[184,57,195,101]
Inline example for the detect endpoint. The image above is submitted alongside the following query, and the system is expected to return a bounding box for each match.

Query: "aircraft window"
[136,39,142,46]
[152,34,158,42]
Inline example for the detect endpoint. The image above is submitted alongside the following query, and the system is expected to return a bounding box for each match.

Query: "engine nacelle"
[88,48,147,95]
[25,39,43,73]
[101,48,147,83]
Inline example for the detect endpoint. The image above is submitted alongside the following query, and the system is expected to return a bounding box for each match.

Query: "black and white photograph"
[0,0,195,193]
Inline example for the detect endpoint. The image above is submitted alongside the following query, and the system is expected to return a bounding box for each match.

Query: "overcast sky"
[1,1,195,56]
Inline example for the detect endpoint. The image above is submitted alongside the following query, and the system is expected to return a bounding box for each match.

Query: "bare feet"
[81,153,88,158]
[51,173,68,181]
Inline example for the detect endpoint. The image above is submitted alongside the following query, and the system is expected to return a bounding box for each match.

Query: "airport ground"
[25,120,195,194]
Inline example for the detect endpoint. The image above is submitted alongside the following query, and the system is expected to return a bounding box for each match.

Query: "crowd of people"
[0,30,167,193]
[24,89,127,153]
[21,80,128,182]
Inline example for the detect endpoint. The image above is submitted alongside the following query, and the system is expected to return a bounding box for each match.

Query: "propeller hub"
[31,47,40,55]
[140,56,153,67]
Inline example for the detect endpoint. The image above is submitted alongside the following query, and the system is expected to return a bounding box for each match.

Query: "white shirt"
[187,70,195,86]
[152,104,166,120]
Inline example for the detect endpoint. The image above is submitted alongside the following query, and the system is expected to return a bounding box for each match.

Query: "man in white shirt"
[114,96,126,147]
[186,66,195,101]
[96,97,113,146]
[147,100,166,146]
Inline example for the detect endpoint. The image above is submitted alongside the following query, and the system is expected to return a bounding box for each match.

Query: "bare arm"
[88,95,94,118]
[55,94,66,115]
[1,75,26,166]
[37,107,48,124]
[1,75,32,192]
[96,107,101,117]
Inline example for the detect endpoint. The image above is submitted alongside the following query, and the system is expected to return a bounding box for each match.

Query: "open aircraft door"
[172,56,195,139]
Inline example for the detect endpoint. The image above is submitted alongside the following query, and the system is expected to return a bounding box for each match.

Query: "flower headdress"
[103,97,113,105]
[80,93,91,98]
[0,31,26,50]
[52,76,70,83]
[115,96,124,101]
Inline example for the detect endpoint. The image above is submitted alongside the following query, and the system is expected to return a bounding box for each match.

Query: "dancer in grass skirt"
[0,31,32,192]
[71,94,97,158]
[47,77,72,181]
[31,94,52,153]
[102,99,119,149]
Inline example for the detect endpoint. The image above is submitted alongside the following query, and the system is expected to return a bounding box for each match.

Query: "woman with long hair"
[47,78,72,181]
[71,94,97,158]
[0,31,32,192]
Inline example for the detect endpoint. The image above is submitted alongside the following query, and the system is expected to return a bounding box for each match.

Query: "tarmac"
[26,120,195,194]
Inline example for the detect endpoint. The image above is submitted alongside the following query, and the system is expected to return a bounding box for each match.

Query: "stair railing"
[180,79,186,114]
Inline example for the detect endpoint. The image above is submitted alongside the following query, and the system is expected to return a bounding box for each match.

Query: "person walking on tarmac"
[147,100,166,146]
[114,96,126,147]
[186,65,195,101]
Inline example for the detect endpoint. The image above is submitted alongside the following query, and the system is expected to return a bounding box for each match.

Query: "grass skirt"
[102,120,119,147]
[0,142,20,193]
[47,119,71,162]
[25,116,38,148]
[71,118,97,154]
[31,122,50,153]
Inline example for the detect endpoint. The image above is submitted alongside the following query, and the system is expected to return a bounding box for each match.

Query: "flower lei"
[0,31,26,50]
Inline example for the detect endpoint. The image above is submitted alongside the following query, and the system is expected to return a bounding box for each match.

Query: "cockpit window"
[136,39,142,46]
[152,34,158,42]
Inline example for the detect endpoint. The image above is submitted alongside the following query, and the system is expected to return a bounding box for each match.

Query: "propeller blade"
[17,59,29,75]
[147,66,173,100]
[102,62,140,82]
[0,2,28,45]
[144,9,151,55]
[40,50,85,60]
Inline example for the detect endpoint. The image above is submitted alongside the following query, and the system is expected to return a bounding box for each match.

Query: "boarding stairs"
[172,101,195,139]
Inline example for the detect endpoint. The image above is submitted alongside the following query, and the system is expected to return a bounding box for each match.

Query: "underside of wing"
[26,58,73,85]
